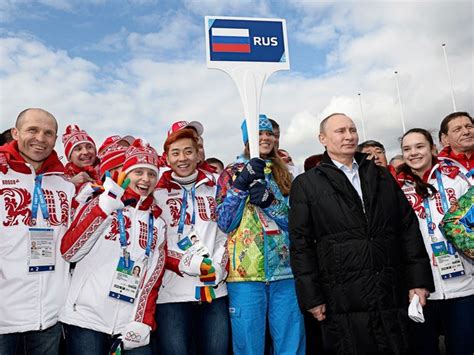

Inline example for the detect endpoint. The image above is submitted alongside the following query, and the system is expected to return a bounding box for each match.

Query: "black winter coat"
[289,152,434,355]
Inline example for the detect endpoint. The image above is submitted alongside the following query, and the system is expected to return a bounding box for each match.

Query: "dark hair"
[357,140,385,152]
[438,111,473,142]
[163,128,199,153]
[399,128,437,198]
[205,157,224,170]
[304,154,323,171]
[0,128,13,146]
[268,118,279,130]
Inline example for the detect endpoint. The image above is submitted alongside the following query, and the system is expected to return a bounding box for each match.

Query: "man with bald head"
[289,113,434,354]
[0,108,75,354]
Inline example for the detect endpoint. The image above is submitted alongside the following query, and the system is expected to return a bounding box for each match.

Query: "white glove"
[178,252,204,277]
[408,294,425,323]
[75,182,95,205]
[215,264,226,285]
[122,321,151,350]
[98,176,125,215]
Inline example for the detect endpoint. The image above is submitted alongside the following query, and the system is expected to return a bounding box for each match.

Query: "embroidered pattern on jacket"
[0,187,69,227]
[134,239,166,323]
[0,187,32,226]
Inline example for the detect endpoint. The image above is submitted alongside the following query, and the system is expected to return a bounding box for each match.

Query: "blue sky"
[1,1,473,166]
[4,1,330,74]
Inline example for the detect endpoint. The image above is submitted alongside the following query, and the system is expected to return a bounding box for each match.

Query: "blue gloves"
[233,158,266,191]
[249,181,274,208]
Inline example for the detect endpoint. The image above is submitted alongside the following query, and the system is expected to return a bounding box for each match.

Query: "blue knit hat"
[241,114,273,144]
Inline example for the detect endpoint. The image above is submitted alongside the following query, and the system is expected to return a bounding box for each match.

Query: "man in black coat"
[289,113,434,355]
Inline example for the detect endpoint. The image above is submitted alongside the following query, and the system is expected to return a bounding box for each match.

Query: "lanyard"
[117,209,155,266]
[31,174,49,223]
[145,213,154,258]
[117,208,129,267]
[177,186,196,236]
[423,170,449,236]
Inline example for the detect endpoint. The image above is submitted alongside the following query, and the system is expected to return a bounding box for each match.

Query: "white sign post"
[205,16,290,158]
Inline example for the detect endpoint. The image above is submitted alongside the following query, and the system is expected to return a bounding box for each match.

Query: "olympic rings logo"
[125,331,142,341]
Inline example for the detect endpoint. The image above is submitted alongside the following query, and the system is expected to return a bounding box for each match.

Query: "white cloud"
[182,0,273,17]
[1,1,473,169]
[126,13,201,55]
[83,27,129,52]
[295,23,339,47]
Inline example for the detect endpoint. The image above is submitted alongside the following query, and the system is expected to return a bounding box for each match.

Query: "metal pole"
[394,71,406,133]
[442,43,457,111]
[357,93,367,141]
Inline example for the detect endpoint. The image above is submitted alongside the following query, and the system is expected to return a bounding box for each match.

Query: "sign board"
[205,16,290,158]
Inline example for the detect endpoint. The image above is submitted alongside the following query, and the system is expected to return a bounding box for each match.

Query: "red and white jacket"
[0,141,75,334]
[154,169,229,303]
[438,146,474,179]
[60,189,181,334]
[398,162,474,300]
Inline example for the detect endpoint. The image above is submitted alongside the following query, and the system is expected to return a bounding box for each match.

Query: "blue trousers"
[411,294,474,355]
[64,324,151,355]
[152,296,229,355]
[228,279,306,355]
[0,322,61,355]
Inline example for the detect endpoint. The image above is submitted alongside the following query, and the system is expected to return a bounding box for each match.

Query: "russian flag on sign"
[211,27,251,53]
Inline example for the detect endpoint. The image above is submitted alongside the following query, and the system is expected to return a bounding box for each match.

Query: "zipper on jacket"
[111,303,121,336]
[39,273,43,330]
[30,169,43,330]
[111,200,140,335]
[322,162,368,222]
[37,171,44,331]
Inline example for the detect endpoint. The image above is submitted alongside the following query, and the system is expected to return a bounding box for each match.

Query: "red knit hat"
[97,135,136,178]
[62,124,96,160]
[123,139,159,175]
[98,143,127,178]
[98,135,135,155]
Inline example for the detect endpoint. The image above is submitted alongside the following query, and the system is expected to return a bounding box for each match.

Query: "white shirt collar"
[331,157,358,172]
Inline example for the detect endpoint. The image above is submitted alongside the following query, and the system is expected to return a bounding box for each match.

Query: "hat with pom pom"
[62,124,96,160]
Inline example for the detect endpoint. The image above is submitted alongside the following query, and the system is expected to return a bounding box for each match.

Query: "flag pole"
[442,43,457,111]
[357,93,367,141]
[394,71,406,133]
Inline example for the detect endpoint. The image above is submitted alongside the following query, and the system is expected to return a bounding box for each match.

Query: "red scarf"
[122,188,162,217]
[64,161,100,180]
[0,141,64,175]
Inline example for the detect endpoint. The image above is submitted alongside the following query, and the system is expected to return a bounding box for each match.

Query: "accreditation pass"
[109,257,143,303]
[28,228,56,272]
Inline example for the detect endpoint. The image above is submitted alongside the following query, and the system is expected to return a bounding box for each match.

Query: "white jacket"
[400,162,474,300]
[0,145,75,334]
[59,191,182,334]
[154,170,228,303]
